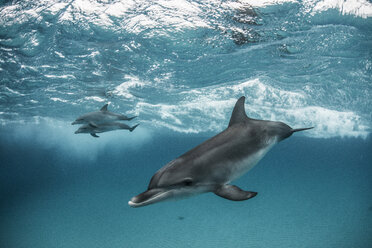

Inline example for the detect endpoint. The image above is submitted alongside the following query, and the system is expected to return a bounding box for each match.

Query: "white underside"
[128,191,170,208]
[128,139,277,207]
[228,139,277,183]
[128,185,213,207]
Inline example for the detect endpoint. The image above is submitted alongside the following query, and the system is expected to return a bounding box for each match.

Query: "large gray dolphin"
[129,96,313,207]
[74,122,139,138]
[72,104,136,125]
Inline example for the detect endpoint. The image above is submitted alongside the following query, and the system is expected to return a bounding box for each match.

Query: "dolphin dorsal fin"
[100,104,108,111]
[228,96,250,127]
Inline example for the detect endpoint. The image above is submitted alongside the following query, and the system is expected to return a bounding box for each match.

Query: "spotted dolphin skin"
[74,122,139,138]
[129,96,313,207]
[71,104,136,125]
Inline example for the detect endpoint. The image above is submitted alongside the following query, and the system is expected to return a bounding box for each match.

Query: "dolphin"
[128,96,313,207]
[74,122,139,138]
[72,104,136,125]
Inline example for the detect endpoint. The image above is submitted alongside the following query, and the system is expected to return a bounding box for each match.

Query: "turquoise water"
[1,0,371,247]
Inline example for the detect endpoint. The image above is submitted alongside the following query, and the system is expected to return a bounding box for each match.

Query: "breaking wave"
[0,0,371,139]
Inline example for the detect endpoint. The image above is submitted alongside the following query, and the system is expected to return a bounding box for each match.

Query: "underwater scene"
[1,0,371,247]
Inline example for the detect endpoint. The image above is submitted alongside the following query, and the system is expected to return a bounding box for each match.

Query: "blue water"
[1,0,372,247]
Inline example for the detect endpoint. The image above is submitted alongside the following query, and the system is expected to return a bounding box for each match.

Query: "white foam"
[50,97,68,103]
[236,0,372,18]
[84,96,106,102]
[1,0,371,33]
[224,0,297,8]
[303,0,372,18]
[111,75,149,99]
[40,0,210,34]
[5,86,25,96]
[20,64,38,72]
[105,1,136,17]
[55,51,65,58]
[289,106,369,138]
[48,2,69,16]
[45,74,76,79]
[77,51,100,58]
[131,79,370,139]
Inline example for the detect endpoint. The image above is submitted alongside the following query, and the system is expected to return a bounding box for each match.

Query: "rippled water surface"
[1,0,371,247]
[1,0,371,137]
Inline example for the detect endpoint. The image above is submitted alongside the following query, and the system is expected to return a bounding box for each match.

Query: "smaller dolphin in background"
[72,104,136,125]
[75,122,139,138]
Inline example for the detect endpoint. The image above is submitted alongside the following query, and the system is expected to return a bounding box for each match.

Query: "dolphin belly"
[227,140,276,182]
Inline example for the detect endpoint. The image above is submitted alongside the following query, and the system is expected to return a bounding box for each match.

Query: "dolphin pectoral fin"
[90,133,99,138]
[119,115,137,121]
[214,185,257,201]
[89,122,98,128]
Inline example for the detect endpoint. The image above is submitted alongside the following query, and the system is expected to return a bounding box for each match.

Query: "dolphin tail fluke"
[291,127,314,133]
[130,124,139,132]
[214,184,257,201]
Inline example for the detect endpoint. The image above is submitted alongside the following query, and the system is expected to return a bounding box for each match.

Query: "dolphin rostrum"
[74,122,139,138]
[129,96,313,207]
[72,104,136,125]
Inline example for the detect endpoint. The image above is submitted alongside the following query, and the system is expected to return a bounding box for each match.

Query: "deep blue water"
[1,0,372,247]
[1,129,371,247]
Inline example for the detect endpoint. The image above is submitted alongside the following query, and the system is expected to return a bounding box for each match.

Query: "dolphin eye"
[183,178,193,186]
[171,178,193,187]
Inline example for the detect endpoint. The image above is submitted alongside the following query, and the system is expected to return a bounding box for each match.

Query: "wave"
[1,77,368,139]
[1,0,371,33]
[111,78,370,139]
[303,0,372,18]
[0,0,371,139]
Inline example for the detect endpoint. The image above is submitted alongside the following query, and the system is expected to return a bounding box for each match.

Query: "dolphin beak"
[74,130,80,134]
[291,127,314,133]
[71,121,77,125]
[128,188,172,208]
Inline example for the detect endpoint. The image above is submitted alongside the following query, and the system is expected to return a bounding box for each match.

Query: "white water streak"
[128,78,369,139]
